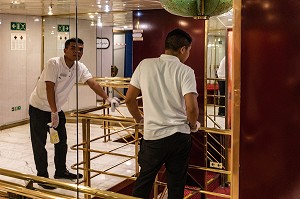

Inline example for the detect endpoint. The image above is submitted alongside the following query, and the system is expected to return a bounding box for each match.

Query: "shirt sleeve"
[44,59,59,83]
[79,63,93,83]
[182,69,198,96]
[130,63,141,89]
[217,57,226,78]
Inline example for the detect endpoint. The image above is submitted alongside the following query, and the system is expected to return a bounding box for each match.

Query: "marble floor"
[0,106,225,198]
[0,106,137,198]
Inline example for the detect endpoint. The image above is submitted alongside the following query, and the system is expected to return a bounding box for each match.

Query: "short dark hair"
[165,29,192,51]
[65,38,84,49]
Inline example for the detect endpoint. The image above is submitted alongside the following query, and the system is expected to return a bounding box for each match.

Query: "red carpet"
[184,171,230,199]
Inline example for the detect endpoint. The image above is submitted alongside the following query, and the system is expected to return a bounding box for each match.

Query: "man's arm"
[86,78,109,100]
[46,81,60,128]
[184,92,199,129]
[46,81,58,113]
[125,85,143,123]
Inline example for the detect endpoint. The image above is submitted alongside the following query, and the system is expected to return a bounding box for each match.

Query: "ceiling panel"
[0,0,232,30]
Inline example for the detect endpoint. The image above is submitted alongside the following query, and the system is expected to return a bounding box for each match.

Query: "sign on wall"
[97,37,110,49]
[58,25,70,32]
[11,33,26,50]
[11,22,26,31]
[133,29,143,41]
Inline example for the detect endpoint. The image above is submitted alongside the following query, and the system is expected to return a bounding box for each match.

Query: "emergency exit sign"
[11,22,26,31]
[58,25,69,32]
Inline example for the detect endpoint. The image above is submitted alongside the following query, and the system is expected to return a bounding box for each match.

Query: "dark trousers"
[132,132,192,199]
[29,105,67,177]
[218,80,226,115]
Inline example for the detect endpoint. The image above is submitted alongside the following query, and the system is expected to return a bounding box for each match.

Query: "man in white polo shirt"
[126,29,200,199]
[29,38,119,189]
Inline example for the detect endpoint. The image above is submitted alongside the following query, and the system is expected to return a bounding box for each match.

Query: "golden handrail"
[0,168,140,199]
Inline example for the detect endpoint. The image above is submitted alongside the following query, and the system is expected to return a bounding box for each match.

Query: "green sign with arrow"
[11,22,26,31]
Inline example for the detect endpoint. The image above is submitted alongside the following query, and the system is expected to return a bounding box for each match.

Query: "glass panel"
[202,9,233,199]
[205,9,233,130]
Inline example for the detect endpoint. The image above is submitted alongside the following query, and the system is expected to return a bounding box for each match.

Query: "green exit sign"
[58,25,70,32]
[11,22,26,31]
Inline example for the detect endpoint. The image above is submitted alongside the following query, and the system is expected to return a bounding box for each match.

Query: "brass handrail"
[70,113,135,123]
[0,168,140,199]
[200,127,232,135]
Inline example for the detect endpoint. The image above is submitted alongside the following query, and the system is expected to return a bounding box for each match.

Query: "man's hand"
[51,112,59,128]
[106,97,121,112]
[190,121,201,132]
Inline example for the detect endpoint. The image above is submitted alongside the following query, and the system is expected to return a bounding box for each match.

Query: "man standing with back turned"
[29,38,119,189]
[125,29,200,199]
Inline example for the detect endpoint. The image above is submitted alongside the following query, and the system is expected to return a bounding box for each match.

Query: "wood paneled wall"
[132,9,205,124]
[240,1,300,198]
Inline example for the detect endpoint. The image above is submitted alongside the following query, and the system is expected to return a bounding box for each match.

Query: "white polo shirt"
[30,57,93,112]
[130,54,198,140]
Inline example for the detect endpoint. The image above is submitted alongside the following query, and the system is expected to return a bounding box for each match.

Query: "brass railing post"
[82,118,91,199]
[134,124,139,175]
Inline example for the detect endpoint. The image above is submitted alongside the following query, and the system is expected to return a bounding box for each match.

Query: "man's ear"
[63,48,66,53]
[179,46,186,54]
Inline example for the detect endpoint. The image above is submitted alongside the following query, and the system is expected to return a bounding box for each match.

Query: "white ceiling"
[0,0,232,30]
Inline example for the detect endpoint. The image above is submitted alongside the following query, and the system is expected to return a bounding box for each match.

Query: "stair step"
[207,186,230,199]
[184,186,201,199]
[206,172,220,192]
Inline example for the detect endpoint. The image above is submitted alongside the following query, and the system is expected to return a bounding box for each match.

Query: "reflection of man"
[111,65,119,77]
[29,38,119,189]
[217,56,226,116]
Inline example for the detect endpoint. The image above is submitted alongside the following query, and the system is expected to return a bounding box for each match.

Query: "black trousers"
[218,80,226,115]
[29,105,67,177]
[132,132,192,199]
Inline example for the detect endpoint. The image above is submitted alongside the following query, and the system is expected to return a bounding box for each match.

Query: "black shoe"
[38,183,56,190]
[218,112,225,116]
[54,169,83,180]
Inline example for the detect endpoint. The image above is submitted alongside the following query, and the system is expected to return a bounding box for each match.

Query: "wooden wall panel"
[132,9,205,124]
[240,1,300,198]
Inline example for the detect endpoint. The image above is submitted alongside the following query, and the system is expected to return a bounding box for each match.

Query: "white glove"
[136,117,144,129]
[106,97,120,112]
[139,118,144,125]
[51,112,59,128]
[190,121,201,132]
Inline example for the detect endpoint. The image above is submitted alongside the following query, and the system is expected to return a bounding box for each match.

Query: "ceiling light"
[11,0,20,5]
[97,18,102,27]
[48,4,53,15]
[104,5,110,12]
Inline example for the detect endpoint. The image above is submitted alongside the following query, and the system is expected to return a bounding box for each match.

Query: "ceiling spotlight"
[11,0,21,5]
[97,18,102,27]
[104,5,110,12]
[48,4,53,15]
